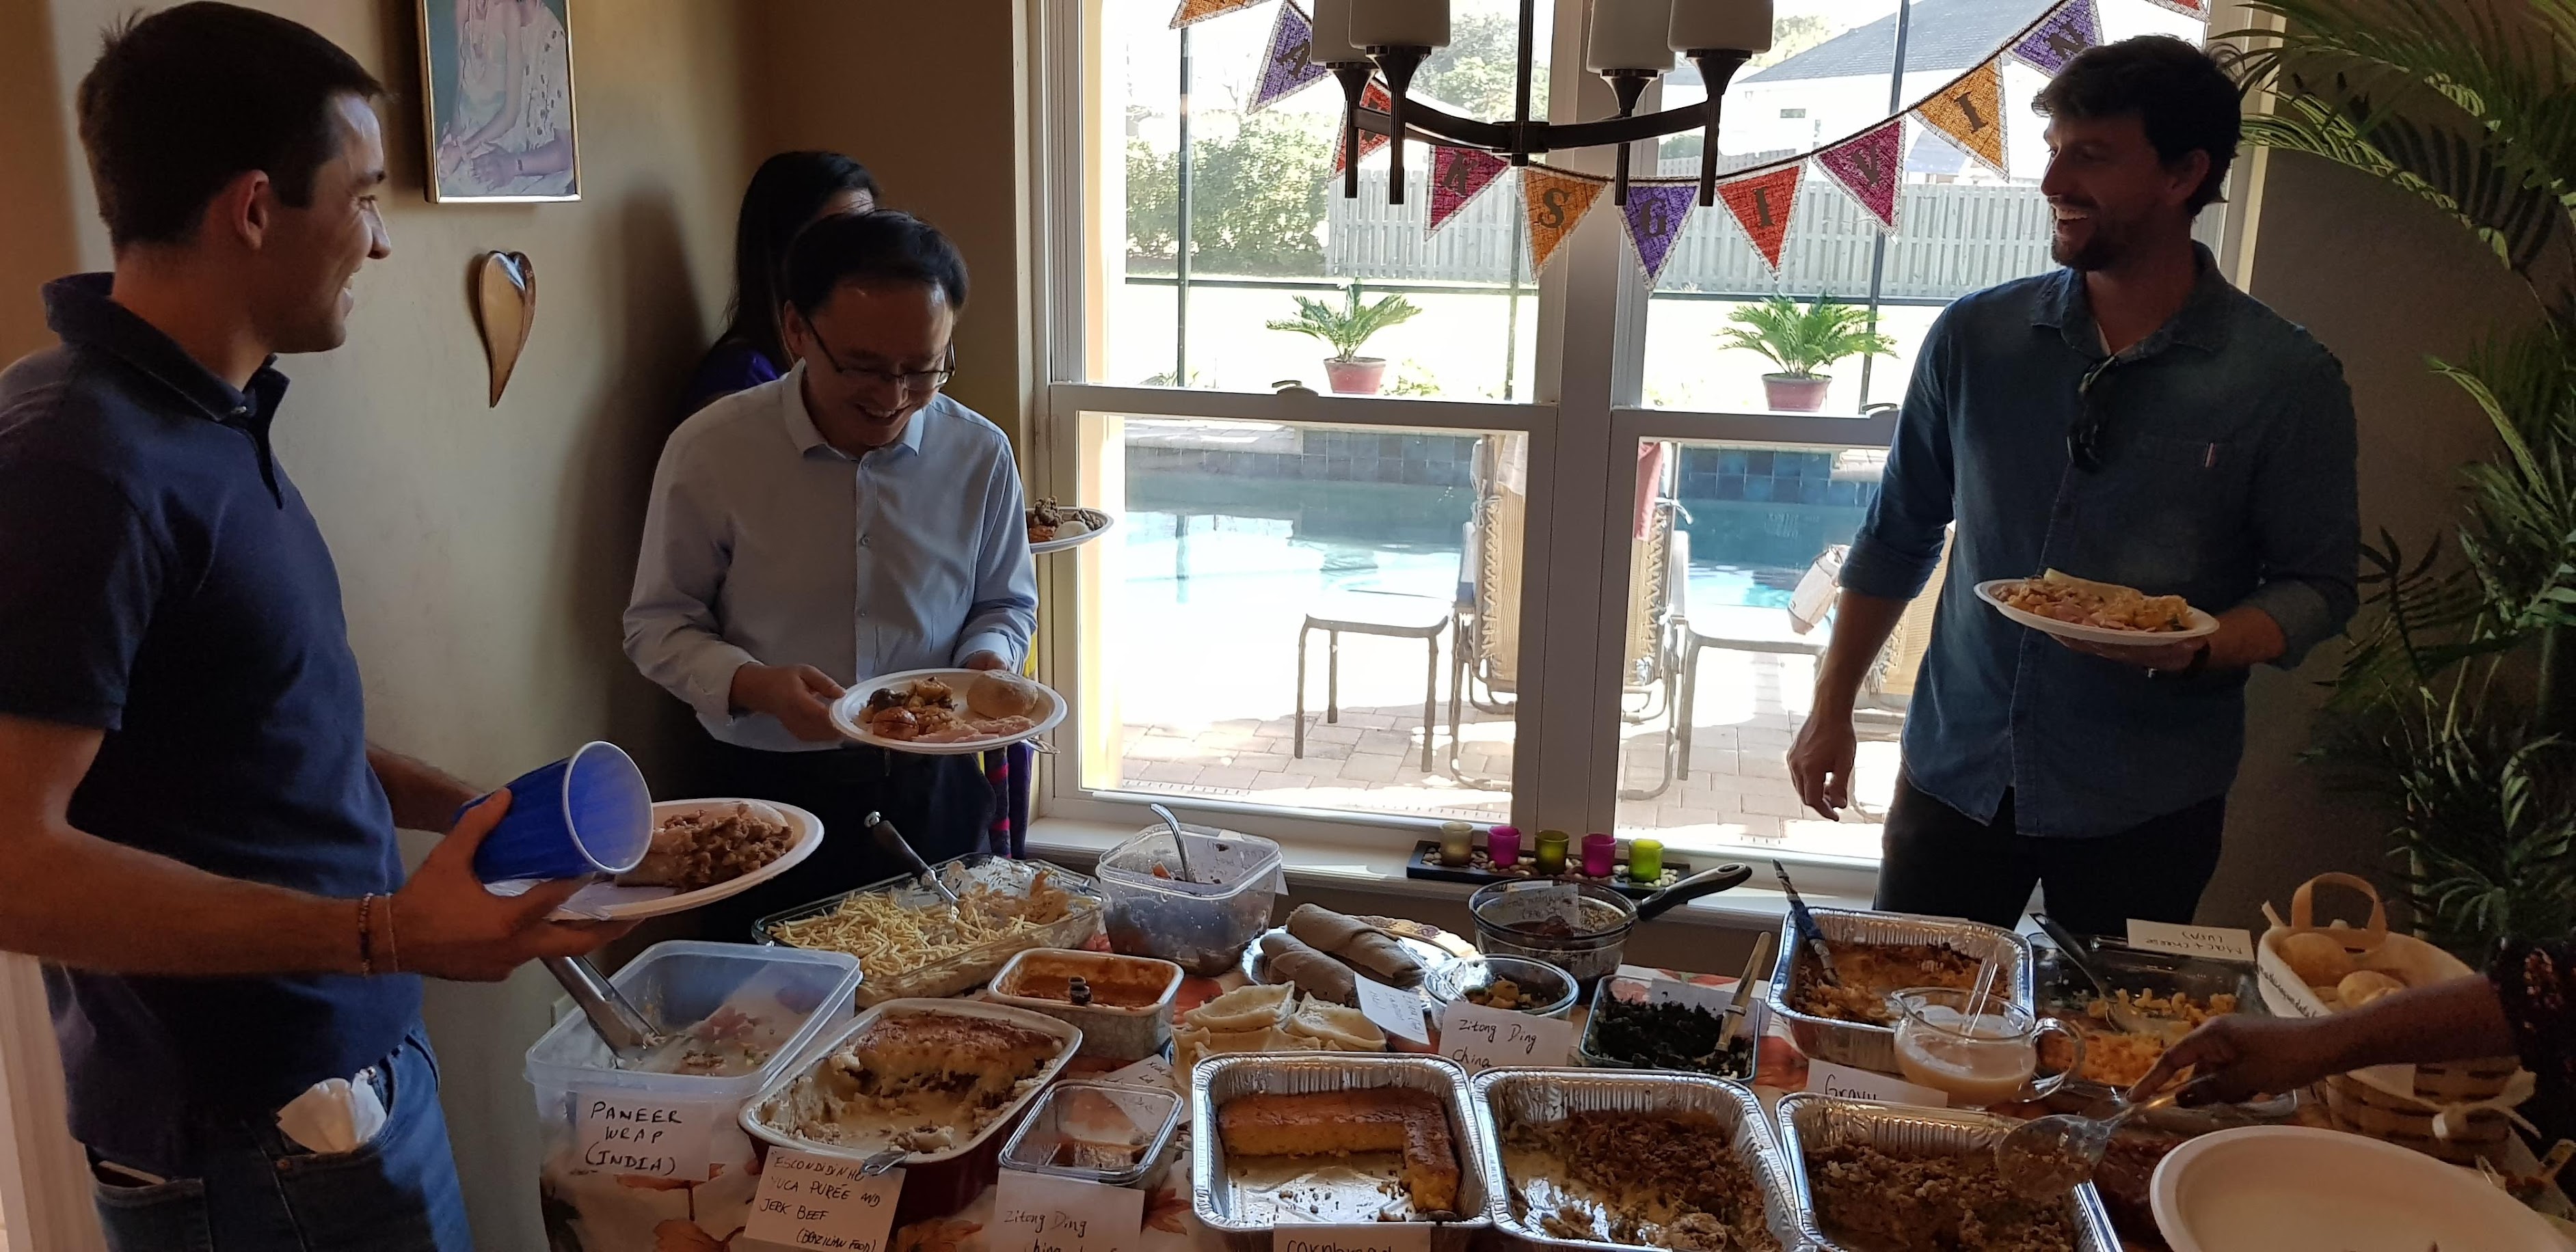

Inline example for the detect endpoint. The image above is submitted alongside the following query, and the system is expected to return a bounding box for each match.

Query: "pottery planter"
[1762,372,1831,411]
[1324,357,1388,395]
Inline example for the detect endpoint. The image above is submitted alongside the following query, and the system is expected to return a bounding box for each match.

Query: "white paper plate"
[2151,1124,2564,1252]
[827,666,1068,755]
[1974,577,2220,647]
[1030,506,1115,556]
[512,798,824,921]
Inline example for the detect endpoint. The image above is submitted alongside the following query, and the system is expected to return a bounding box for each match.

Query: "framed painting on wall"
[419,0,580,202]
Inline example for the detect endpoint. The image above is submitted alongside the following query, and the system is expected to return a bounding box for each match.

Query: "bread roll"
[968,672,1045,719]
[2337,969,2407,1008]
[2281,931,2356,986]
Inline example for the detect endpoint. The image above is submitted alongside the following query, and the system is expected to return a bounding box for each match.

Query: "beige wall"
[2210,149,2538,927]
[744,0,1036,444]
[6,0,757,1245]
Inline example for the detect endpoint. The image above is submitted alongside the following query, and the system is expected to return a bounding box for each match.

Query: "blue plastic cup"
[468,741,654,883]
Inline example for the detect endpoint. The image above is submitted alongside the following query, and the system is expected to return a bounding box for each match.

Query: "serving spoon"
[1994,1076,2217,1199]
[2030,912,2158,1036]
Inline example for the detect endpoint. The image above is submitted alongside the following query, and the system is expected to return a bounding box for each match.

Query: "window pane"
[1074,413,1520,823]
[1640,0,2206,413]
[1098,0,1549,399]
[1611,439,1899,860]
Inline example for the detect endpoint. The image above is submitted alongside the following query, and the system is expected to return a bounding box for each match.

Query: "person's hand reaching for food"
[2128,1013,2337,1106]
[388,790,634,981]
[2129,971,2523,1108]
[729,662,847,742]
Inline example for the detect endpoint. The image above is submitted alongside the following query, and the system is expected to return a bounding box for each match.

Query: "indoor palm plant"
[1716,295,1898,411]
[1267,285,1423,394]
[2231,0,2576,955]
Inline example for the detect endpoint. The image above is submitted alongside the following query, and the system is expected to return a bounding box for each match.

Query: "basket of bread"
[2255,872,2536,1162]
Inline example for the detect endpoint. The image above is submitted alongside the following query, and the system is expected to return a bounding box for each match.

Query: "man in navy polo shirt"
[0,6,630,1249]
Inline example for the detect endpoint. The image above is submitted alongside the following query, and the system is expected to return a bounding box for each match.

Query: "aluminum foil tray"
[1469,1067,1797,1252]
[1767,907,2032,1073]
[1192,1053,1493,1252]
[1774,1093,2119,1252]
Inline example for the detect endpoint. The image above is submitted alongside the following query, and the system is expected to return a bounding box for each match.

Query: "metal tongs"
[543,954,665,1065]
[1774,860,1839,985]
[868,811,960,907]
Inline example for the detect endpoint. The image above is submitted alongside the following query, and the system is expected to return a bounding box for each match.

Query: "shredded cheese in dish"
[769,873,1077,976]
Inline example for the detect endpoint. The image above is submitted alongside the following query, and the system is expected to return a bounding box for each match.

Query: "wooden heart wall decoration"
[471,250,537,406]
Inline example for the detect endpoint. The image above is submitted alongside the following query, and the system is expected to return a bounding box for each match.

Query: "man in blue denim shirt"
[1788,38,2358,933]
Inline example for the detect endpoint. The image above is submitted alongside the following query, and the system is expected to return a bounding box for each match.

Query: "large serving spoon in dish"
[2030,912,2160,1036]
[1994,1077,2218,1198]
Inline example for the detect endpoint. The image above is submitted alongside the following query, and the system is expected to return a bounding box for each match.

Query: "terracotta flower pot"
[1323,357,1388,395]
[1762,372,1832,411]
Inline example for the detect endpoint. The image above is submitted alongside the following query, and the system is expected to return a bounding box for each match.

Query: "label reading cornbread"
[1274,1223,1433,1252]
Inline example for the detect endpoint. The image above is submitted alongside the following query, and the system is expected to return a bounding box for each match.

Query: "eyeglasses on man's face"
[812,340,956,400]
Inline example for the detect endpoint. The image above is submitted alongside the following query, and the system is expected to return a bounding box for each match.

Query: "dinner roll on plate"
[969,672,1046,720]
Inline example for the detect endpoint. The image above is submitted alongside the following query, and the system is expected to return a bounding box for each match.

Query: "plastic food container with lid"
[1096,823,1282,976]
[989,947,1185,1061]
[524,940,862,1252]
[997,1080,1185,1188]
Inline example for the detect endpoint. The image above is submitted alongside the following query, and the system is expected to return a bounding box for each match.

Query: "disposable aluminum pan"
[1192,1053,1494,1252]
[740,997,1082,1224]
[1774,1093,2119,1252]
[1469,1067,1798,1252]
[1767,908,2033,1073]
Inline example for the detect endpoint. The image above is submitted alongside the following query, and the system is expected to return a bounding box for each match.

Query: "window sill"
[1025,817,1877,929]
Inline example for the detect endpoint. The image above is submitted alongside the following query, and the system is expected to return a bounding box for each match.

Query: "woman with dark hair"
[680,150,879,416]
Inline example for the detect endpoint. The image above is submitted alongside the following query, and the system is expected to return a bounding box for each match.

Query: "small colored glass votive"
[1487,826,1522,869]
[1438,820,1475,867]
[1629,838,1664,883]
[1534,830,1571,875]
[1581,832,1615,878]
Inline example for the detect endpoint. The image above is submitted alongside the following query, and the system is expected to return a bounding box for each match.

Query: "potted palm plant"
[1267,286,1422,394]
[2232,0,2576,955]
[1717,295,1898,411]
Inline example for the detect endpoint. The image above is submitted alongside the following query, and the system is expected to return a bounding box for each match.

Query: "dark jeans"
[1874,772,2227,935]
[90,1025,470,1252]
[698,739,997,942]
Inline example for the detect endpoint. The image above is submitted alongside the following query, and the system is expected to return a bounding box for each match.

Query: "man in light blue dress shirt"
[625,212,1035,933]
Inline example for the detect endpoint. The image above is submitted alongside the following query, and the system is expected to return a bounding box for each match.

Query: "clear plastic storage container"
[1097,824,1282,976]
[526,940,861,1252]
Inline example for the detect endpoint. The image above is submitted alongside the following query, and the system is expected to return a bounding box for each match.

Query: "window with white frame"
[1030,0,2233,871]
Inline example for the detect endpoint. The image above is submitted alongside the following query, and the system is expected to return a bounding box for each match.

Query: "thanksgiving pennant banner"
[1914,57,2009,177]
[1427,146,1512,234]
[1717,163,1803,271]
[1520,166,1607,275]
[1814,118,1904,233]
[1252,1,1331,111]
[2010,0,2100,76]
[1170,0,1262,28]
[1620,181,1698,284]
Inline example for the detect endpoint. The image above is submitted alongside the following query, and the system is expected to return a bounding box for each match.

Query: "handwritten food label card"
[1805,1061,1948,1108]
[1274,1223,1436,1252]
[572,1090,719,1180]
[1437,998,1573,1075]
[744,1153,902,1251]
[995,1169,1146,1252]
[2125,919,2255,962]
[1354,976,1431,1044]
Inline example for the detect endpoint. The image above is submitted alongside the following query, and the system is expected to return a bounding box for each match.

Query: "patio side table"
[1294,591,1450,773]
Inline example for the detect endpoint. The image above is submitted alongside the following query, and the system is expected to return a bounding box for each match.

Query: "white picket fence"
[1322,157,2057,301]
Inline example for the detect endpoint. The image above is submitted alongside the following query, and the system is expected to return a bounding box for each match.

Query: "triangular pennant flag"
[1620,181,1698,284]
[1915,59,2009,177]
[1814,119,1904,233]
[1169,0,1261,27]
[1427,146,1511,235]
[1521,166,1606,275]
[1333,81,1395,173]
[1252,1,1332,111]
[1717,163,1803,271]
[2141,0,2205,18]
[2010,0,2100,77]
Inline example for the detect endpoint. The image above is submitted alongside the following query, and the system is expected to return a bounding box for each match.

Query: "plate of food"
[1975,571,2219,647]
[534,798,823,921]
[1028,498,1114,555]
[828,668,1067,754]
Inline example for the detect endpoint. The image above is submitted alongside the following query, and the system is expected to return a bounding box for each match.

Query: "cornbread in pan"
[1218,1089,1461,1213]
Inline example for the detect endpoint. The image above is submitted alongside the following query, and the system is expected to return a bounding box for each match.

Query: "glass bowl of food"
[1426,955,1579,1019]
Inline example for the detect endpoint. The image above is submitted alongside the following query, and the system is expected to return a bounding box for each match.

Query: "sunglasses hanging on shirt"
[2065,353,2125,473]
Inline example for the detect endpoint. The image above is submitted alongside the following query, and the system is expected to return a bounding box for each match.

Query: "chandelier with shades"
[1312,0,1777,209]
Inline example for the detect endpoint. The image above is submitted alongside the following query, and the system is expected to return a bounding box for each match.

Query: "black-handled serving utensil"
[1633,862,1754,922]
[1774,860,1839,985]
